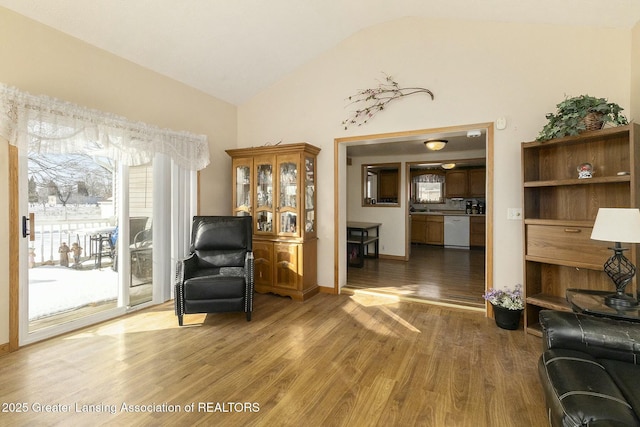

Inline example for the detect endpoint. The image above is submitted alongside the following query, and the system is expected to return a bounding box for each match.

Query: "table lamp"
[590,208,640,309]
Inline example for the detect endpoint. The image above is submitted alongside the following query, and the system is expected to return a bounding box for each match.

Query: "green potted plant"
[483,285,524,330]
[536,95,628,141]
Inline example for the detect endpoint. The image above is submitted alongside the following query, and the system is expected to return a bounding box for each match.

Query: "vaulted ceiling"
[1,0,638,106]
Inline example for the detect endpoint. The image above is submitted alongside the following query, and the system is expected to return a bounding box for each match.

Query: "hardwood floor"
[345,245,486,309]
[0,292,546,426]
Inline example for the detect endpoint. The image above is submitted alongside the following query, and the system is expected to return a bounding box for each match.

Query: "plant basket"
[582,112,604,132]
[492,305,523,330]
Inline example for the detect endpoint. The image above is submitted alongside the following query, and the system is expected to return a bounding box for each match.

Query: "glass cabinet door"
[278,155,298,235]
[255,157,274,233]
[304,156,316,236]
[232,158,252,216]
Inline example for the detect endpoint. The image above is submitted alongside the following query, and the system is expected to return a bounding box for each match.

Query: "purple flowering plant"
[482,284,524,310]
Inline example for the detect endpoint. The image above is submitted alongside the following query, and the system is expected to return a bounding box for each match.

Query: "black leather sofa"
[538,310,640,426]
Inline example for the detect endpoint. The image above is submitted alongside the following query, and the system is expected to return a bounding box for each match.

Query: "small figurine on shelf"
[577,162,593,179]
[58,242,71,267]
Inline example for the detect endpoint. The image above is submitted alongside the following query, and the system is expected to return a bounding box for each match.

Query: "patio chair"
[111,216,148,272]
[130,227,152,285]
[175,216,254,326]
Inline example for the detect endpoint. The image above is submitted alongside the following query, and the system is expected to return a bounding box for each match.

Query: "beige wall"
[238,17,632,290]
[0,7,236,348]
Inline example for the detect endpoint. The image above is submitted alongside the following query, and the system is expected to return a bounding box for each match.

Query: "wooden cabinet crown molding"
[226,142,320,158]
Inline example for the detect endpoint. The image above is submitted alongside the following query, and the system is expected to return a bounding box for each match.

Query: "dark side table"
[566,289,640,322]
[346,221,381,268]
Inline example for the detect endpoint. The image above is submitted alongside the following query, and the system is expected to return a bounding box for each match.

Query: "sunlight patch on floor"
[342,286,485,313]
[378,305,421,333]
[348,289,401,307]
[345,290,422,335]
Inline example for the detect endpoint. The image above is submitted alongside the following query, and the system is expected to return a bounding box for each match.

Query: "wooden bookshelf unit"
[521,124,640,336]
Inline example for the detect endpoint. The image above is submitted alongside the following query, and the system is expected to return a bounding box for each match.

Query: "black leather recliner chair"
[538,310,640,426]
[175,216,254,326]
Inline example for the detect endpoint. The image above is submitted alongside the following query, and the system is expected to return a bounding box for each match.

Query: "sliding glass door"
[4,83,206,347]
[24,149,122,336]
[18,148,161,343]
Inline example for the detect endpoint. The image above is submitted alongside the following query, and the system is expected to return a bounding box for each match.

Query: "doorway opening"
[334,123,493,311]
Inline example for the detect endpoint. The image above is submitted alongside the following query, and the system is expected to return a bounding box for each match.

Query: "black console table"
[347,221,380,268]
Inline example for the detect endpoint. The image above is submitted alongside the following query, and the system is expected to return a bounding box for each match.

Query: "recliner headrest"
[190,216,252,252]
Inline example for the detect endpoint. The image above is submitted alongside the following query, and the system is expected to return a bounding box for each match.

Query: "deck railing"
[30,218,116,267]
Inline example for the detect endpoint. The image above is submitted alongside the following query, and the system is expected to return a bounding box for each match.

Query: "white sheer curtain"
[0,83,209,170]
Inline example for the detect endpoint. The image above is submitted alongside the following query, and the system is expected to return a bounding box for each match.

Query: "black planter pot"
[492,305,523,330]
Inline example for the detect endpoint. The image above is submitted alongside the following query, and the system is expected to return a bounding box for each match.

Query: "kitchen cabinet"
[425,216,444,245]
[378,169,399,200]
[226,143,320,301]
[521,124,640,336]
[470,216,485,247]
[411,214,444,245]
[445,168,485,198]
[468,168,486,197]
[445,170,468,198]
[411,215,427,243]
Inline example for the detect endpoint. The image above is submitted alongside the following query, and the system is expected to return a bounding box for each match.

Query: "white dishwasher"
[444,216,470,249]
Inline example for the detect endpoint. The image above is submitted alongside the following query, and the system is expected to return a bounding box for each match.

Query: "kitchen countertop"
[410,210,485,217]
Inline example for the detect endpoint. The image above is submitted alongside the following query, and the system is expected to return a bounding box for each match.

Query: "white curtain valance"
[413,173,445,183]
[0,83,210,171]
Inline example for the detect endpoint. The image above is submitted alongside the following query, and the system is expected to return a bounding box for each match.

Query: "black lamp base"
[604,293,639,309]
[603,243,638,310]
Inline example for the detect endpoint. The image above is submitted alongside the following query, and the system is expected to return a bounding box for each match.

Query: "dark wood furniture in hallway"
[346,221,381,267]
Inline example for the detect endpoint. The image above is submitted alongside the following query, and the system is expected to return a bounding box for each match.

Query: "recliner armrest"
[177,254,199,280]
[540,310,640,364]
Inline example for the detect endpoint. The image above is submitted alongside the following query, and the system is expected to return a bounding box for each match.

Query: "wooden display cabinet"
[231,157,252,217]
[521,124,640,336]
[227,143,320,301]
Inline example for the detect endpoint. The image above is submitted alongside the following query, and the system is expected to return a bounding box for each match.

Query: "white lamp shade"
[591,208,640,243]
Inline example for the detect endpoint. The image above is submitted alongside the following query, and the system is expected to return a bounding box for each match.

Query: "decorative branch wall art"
[342,74,434,129]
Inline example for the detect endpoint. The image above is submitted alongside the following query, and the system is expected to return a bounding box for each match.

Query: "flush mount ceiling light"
[441,163,456,169]
[424,139,448,151]
[467,130,482,138]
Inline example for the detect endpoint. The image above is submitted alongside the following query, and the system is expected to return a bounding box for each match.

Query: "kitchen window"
[413,173,445,203]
